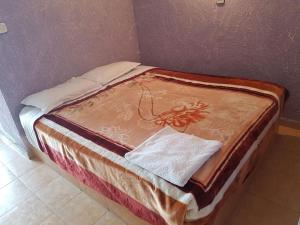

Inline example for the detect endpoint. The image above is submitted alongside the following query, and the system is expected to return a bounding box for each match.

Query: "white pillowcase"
[80,61,141,85]
[21,77,100,112]
[21,61,141,112]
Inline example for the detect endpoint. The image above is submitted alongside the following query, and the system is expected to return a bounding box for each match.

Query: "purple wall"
[134,0,300,121]
[0,0,139,132]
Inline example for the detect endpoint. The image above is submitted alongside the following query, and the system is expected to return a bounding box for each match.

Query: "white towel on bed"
[125,126,222,187]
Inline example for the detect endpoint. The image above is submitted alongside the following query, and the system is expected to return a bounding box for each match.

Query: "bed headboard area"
[0,0,140,133]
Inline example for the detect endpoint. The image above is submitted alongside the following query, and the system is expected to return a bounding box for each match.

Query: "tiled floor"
[227,124,300,225]
[0,123,299,225]
[0,142,126,225]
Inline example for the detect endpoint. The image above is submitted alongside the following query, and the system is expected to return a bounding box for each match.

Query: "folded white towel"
[125,126,222,187]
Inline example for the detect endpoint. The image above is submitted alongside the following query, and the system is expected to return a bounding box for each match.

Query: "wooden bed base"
[31,122,278,225]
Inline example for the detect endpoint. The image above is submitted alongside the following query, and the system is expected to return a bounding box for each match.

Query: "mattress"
[20,67,285,225]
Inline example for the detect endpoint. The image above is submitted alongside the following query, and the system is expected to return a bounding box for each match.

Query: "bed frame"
[31,122,278,225]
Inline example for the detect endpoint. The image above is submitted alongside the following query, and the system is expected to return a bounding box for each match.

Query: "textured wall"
[134,0,300,120]
[0,90,24,147]
[0,0,140,132]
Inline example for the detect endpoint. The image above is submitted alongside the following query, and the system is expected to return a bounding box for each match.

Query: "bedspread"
[33,68,285,225]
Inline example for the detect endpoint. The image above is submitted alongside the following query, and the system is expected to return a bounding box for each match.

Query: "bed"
[20,63,286,225]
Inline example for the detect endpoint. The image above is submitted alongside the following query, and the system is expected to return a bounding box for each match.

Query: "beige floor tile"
[0,162,16,188]
[95,212,127,225]
[56,192,107,225]
[0,143,23,164]
[36,177,81,214]
[285,180,300,213]
[0,180,32,217]
[5,156,42,177]
[261,136,300,183]
[260,136,294,173]
[40,214,66,225]
[290,161,300,183]
[228,193,299,225]
[0,195,52,225]
[20,164,61,192]
[279,136,300,182]
[247,165,293,207]
[247,134,300,205]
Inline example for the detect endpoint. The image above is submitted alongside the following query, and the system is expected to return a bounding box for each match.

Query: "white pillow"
[80,61,141,85]
[21,77,100,112]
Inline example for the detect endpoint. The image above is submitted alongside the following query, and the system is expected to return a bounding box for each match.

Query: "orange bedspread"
[34,69,286,225]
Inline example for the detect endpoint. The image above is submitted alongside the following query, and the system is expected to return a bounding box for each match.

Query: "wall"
[0,0,140,134]
[134,0,300,121]
[0,90,28,156]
